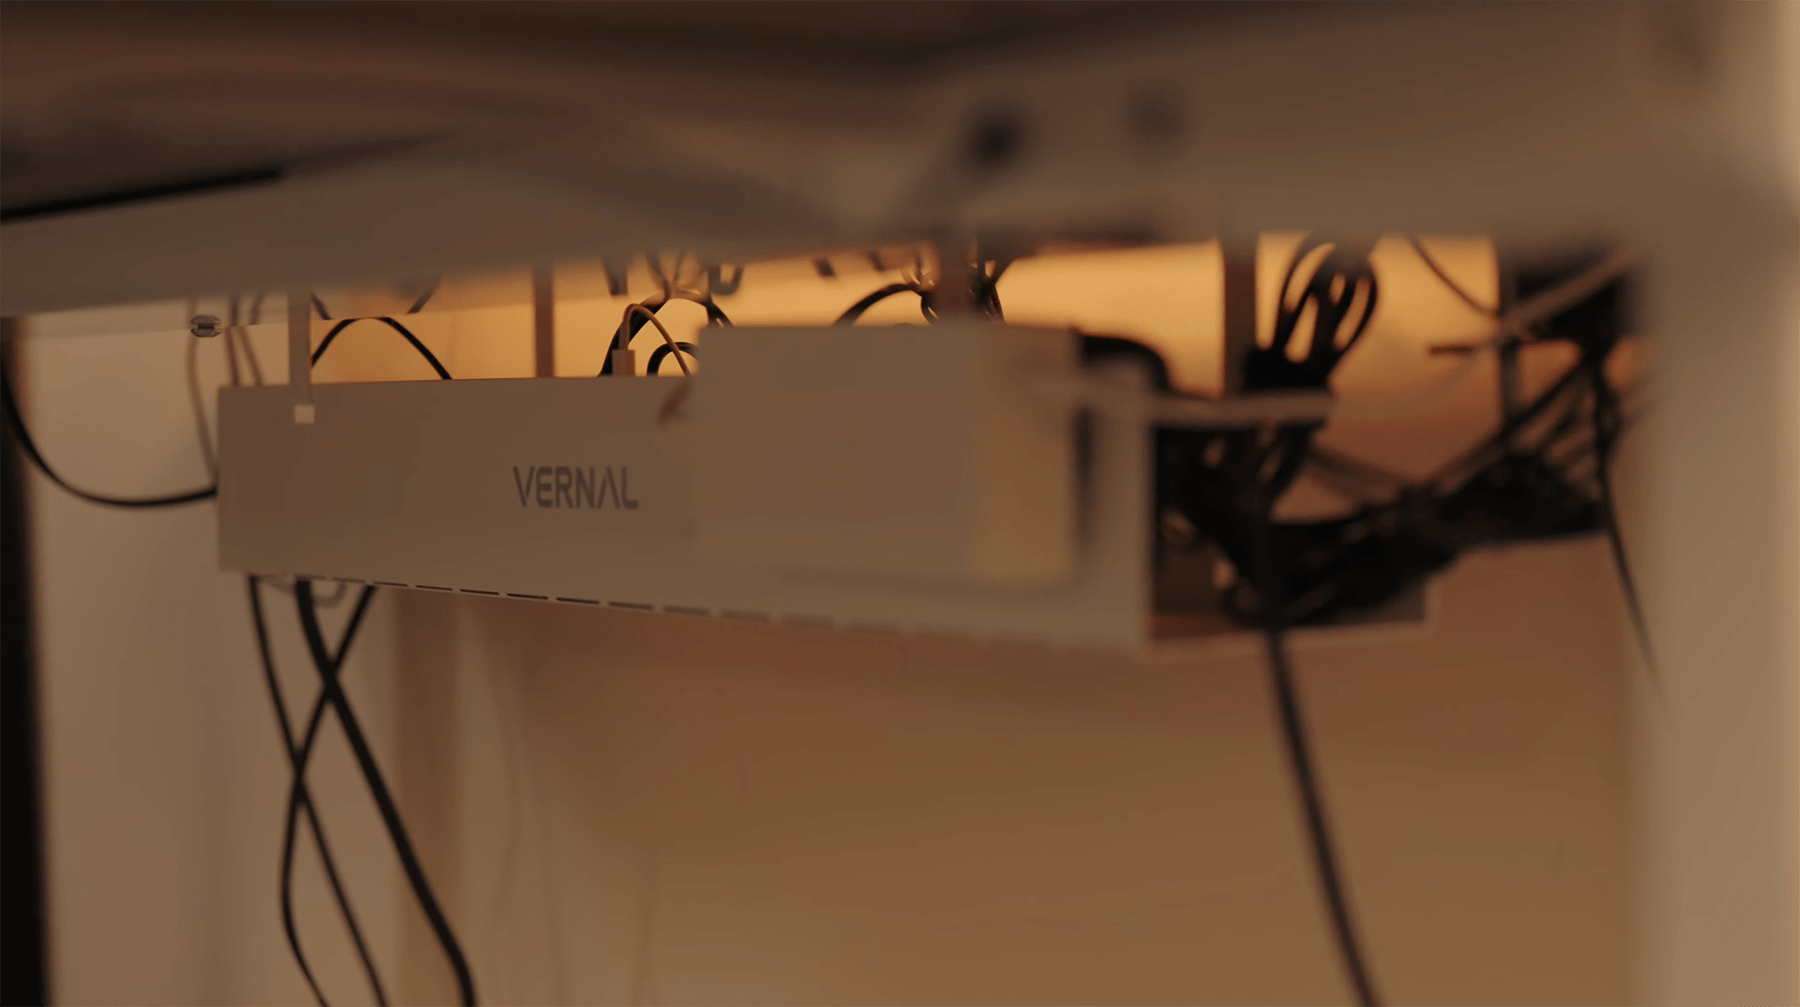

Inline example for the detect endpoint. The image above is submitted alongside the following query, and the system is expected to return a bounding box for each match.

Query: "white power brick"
[691,323,1080,587]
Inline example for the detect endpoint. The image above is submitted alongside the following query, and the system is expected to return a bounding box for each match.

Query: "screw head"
[190,314,223,338]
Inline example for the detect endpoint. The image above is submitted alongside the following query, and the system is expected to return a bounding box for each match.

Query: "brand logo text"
[511,466,639,510]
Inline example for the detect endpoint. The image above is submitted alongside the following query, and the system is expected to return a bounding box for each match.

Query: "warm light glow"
[51,236,1558,497]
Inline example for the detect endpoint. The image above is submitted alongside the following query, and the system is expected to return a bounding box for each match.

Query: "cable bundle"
[1144,239,1646,1006]
[598,253,728,377]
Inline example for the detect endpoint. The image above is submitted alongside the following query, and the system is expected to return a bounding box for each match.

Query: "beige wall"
[393,538,1637,1006]
[23,242,1644,1005]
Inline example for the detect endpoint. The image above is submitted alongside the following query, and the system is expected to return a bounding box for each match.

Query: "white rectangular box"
[691,323,1079,587]
[216,376,1149,649]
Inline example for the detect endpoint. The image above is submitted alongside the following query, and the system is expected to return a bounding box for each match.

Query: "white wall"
[396,540,1639,1006]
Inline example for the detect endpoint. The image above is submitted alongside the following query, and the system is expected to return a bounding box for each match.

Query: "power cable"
[1243,242,1383,1001]
[833,257,1009,327]
[14,289,447,506]
[252,579,388,1006]
[1410,249,1659,702]
[311,317,452,379]
[271,296,461,1001]
[1,361,216,508]
[834,282,926,326]
[598,289,729,377]
[307,288,446,376]
[163,321,363,995]
[294,580,478,1007]
[1585,361,1662,701]
[1262,626,1380,1007]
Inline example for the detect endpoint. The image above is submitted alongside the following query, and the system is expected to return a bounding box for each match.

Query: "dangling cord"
[1252,490,1381,1007]
[294,581,478,1006]
[254,579,388,1005]
[1586,357,1663,703]
[1,362,216,507]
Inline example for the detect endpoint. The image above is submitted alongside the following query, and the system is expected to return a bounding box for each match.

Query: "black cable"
[835,282,926,326]
[1210,239,1382,1005]
[1593,451,1658,690]
[1154,248,1642,1007]
[647,341,699,376]
[279,294,451,995]
[1585,363,1662,700]
[294,580,478,1007]
[1,362,216,508]
[1406,236,1498,317]
[1426,360,1589,491]
[270,298,450,1000]
[310,317,453,379]
[835,256,1008,327]
[1262,627,1381,1007]
[1249,481,1379,1004]
[977,257,1011,320]
[1253,239,1379,392]
[1233,239,1381,507]
[279,584,377,1007]
[251,579,388,1006]
[307,288,447,377]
